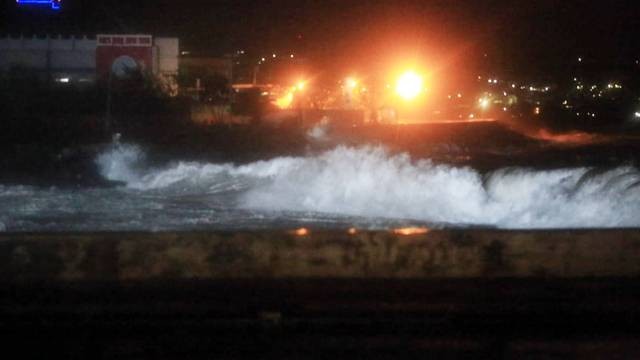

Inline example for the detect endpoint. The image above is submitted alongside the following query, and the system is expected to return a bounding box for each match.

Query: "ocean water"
[1,141,639,232]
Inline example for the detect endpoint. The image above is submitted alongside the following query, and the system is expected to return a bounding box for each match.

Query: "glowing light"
[344,77,358,90]
[274,81,306,109]
[292,228,309,236]
[57,77,70,83]
[635,112,640,118]
[478,98,490,109]
[274,91,294,109]
[290,54,294,58]
[534,107,541,115]
[393,227,430,236]
[348,228,358,235]
[395,71,424,101]
[17,0,61,10]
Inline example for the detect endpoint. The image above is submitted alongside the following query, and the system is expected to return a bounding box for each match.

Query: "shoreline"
[2,120,640,188]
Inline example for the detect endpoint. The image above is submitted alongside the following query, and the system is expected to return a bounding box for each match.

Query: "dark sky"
[2,0,639,77]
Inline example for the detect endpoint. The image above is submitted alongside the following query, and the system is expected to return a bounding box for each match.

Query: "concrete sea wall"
[1,229,640,281]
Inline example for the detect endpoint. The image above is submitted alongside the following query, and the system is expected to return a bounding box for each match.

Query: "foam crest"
[96,143,640,228]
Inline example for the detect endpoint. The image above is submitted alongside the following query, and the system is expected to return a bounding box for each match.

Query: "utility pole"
[253,65,259,85]
[105,70,113,134]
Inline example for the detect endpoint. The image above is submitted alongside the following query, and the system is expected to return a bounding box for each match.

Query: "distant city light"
[296,81,306,91]
[274,91,294,109]
[290,54,294,58]
[393,227,429,235]
[292,228,309,236]
[478,97,490,110]
[635,112,640,118]
[395,70,424,101]
[272,54,277,58]
[344,77,358,90]
[57,77,70,83]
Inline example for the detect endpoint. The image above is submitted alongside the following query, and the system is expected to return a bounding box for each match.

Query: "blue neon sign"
[17,0,62,10]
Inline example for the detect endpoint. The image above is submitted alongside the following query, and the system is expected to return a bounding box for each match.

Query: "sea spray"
[92,143,640,229]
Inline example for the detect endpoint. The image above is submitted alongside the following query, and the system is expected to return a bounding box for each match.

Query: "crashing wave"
[94,143,640,229]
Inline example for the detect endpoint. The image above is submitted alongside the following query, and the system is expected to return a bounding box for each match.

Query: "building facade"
[0,34,179,92]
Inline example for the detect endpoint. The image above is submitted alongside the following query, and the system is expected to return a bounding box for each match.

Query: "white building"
[0,34,179,91]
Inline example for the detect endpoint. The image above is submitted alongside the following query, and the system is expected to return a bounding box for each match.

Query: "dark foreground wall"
[3,230,640,359]
[1,229,640,281]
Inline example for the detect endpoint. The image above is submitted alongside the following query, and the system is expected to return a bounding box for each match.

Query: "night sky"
[2,0,639,77]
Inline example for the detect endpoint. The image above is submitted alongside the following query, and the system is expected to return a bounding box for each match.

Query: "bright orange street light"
[344,77,358,90]
[395,70,424,101]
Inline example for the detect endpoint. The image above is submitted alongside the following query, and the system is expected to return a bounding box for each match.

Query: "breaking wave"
[95,142,640,229]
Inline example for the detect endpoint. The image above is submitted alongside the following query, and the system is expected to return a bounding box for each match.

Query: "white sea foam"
[94,143,640,229]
